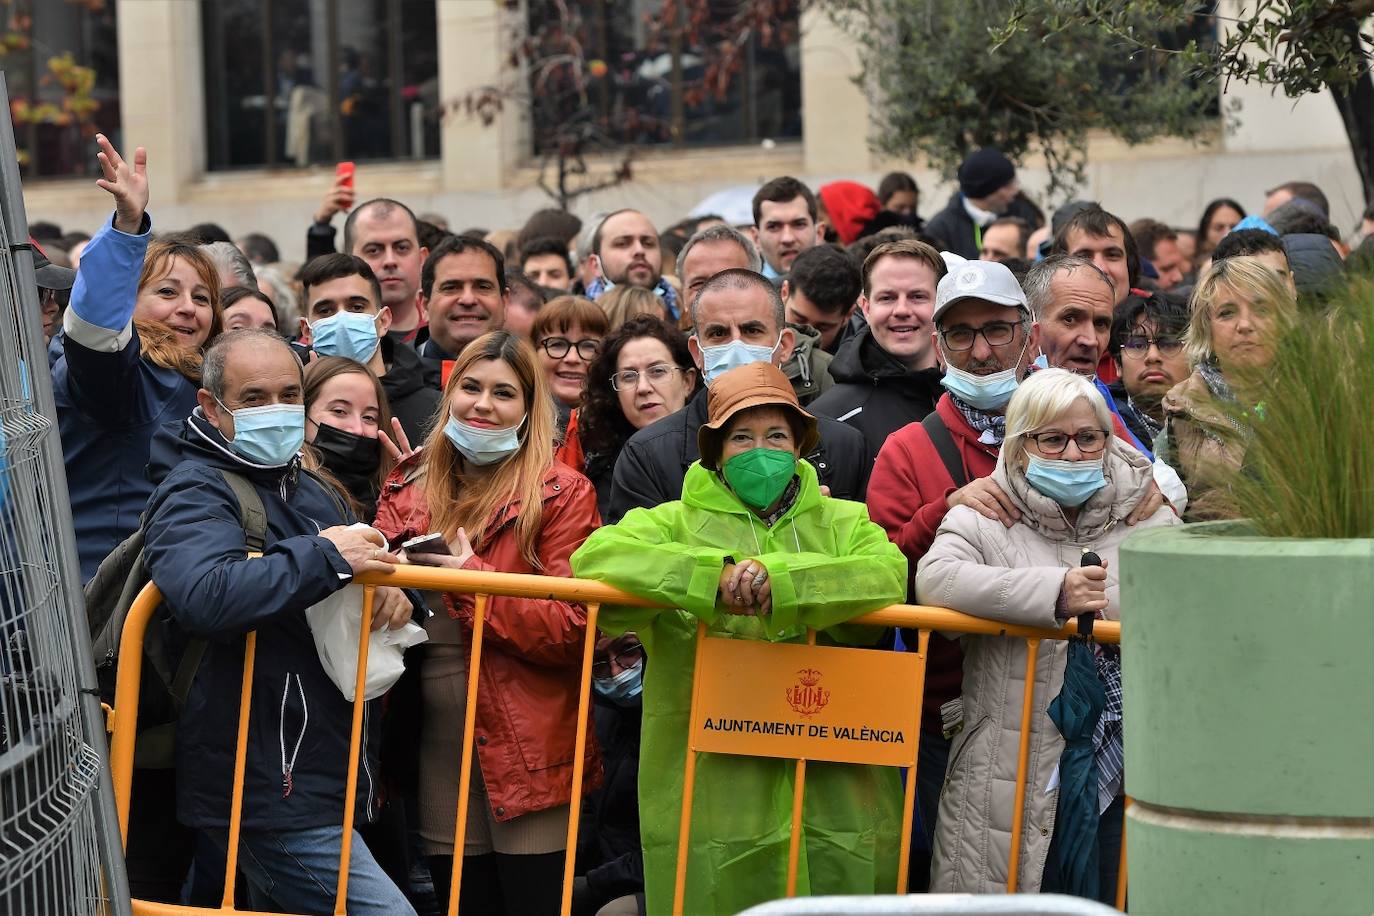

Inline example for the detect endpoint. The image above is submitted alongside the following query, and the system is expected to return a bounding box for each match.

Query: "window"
[526,0,802,155]
[201,0,440,170]
[6,0,120,179]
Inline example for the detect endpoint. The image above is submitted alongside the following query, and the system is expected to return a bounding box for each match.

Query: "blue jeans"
[207,824,416,916]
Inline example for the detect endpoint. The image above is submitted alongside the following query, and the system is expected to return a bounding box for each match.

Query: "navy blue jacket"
[53,213,200,581]
[143,411,384,831]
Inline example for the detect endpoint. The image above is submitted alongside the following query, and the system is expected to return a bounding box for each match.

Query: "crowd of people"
[33,132,1345,914]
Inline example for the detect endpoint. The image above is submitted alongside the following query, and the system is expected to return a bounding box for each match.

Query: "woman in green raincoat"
[570,361,907,915]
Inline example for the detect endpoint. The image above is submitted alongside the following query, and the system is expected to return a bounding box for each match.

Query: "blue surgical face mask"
[593,661,643,706]
[310,310,383,363]
[443,414,524,466]
[217,400,305,466]
[699,335,780,384]
[939,336,1030,410]
[1024,454,1107,507]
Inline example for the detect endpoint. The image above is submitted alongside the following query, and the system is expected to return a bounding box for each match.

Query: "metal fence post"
[0,72,133,916]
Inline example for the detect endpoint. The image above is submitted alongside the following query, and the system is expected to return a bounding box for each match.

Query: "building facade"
[18,0,1366,259]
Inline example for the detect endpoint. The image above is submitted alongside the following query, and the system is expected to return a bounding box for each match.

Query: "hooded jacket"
[372,455,603,822]
[377,335,442,442]
[780,323,835,406]
[1282,232,1345,301]
[924,194,982,260]
[53,212,199,581]
[916,440,1177,894]
[809,326,946,456]
[142,411,382,830]
[606,387,872,524]
[571,459,908,914]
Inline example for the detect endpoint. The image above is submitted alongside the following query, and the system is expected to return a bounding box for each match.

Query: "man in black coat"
[607,269,870,522]
[924,148,1022,260]
[143,329,418,914]
[810,239,949,456]
[295,253,442,441]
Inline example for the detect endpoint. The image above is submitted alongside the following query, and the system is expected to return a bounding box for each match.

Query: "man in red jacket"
[868,258,1163,890]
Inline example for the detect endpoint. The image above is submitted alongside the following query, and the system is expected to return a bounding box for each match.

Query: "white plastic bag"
[305,585,427,702]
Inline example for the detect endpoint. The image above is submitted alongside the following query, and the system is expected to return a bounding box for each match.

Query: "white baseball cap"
[934,257,1028,325]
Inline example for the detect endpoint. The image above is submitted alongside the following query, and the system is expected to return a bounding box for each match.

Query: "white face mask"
[443,414,525,465]
[698,335,780,384]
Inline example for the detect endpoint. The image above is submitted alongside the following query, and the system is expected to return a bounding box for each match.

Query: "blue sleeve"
[144,467,355,636]
[58,213,156,422]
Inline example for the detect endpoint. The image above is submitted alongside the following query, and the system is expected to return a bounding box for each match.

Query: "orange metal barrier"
[107,566,1124,915]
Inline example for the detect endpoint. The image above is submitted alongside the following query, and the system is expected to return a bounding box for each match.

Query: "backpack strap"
[921,411,970,490]
[166,469,269,710]
[216,468,269,555]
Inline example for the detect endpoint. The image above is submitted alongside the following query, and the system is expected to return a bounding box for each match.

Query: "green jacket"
[570,460,907,914]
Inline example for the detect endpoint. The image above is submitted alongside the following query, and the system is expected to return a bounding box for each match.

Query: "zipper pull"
[282,767,294,798]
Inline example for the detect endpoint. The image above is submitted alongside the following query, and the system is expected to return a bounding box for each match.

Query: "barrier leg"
[110,587,160,849]
[896,628,932,893]
[1116,795,1131,911]
[334,585,377,914]
[1006,637,1040,893]
[221,632,258,909]
[448,594,488,916]
[671,621,709,916]
[559,602,601,916]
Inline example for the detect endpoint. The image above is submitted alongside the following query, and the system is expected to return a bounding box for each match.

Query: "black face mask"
[311,421,383,499]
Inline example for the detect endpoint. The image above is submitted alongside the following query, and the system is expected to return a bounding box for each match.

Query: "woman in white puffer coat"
[917,369,1178,902]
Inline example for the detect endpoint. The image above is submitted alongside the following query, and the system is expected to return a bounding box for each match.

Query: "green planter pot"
[1121,522,1374,915]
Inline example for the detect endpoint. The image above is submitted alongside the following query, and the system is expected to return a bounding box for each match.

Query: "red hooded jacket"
[373,455,603,821]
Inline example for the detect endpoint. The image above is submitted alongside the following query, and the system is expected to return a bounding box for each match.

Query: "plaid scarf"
[585,275,680,319]
[949,393,1007,445]
[1093,644,1124,815]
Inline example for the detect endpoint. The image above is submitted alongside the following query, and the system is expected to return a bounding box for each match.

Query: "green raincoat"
[570,459,908,914]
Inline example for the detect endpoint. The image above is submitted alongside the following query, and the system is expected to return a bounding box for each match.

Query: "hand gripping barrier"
[106,566,1126,915]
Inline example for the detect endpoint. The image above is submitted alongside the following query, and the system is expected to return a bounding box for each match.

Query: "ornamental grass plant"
[1230,278,1374,539]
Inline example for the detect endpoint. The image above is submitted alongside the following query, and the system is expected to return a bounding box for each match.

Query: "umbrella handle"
[1078,550,1102,639]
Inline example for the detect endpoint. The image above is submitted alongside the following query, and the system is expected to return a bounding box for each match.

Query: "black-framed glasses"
[591,641,644,678]
[1026,429,1110,455]
[940,320,1021,352]
[540,337,601,361]
[1121,334,1185,358]
[610,363,685,391]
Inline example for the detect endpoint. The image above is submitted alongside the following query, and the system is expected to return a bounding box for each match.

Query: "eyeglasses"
[1121,335,1184,358]
[940,320,1021,352]
[1025,429,1110,455]
[610,363,684,391]
[539,337,601,361]
[591,641,644,678]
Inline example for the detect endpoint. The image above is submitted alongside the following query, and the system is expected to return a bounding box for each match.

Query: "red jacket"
[374,456,603,821]
[868,395,997,732]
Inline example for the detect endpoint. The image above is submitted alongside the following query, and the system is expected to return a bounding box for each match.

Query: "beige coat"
[916,439,1178,894]
[1158,369,1250,521]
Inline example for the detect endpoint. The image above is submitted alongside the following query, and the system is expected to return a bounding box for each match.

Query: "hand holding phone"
[401,528,476,570]
[315,161,356,223]
[402,532,451,556]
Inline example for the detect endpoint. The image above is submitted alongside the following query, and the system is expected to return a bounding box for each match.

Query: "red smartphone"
[335,160,355,191]
[402,533,451,556]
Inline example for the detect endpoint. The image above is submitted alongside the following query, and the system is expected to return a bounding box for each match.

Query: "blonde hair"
[1186,255,1297,365]
[1004,368,1114,459]
[595,284,666,331]
[419,331,555,568]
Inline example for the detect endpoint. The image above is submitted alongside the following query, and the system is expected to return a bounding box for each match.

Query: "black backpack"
[87,468,267,768]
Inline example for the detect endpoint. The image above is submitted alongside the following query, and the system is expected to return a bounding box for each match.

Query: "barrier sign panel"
[690,637,923,767]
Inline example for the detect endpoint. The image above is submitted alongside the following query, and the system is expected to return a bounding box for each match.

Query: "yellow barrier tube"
[333,585,376,914]
[219,631,257,910]
[110,584,162,849]
[559,602,601,916]
[896,628,932,894]
[447,593,488,916]
[784,629,818,898]
[1006,637,1041,893]
[671,621,710,916]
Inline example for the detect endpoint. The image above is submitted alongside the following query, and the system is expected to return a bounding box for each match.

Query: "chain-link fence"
[0,73,131,916]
